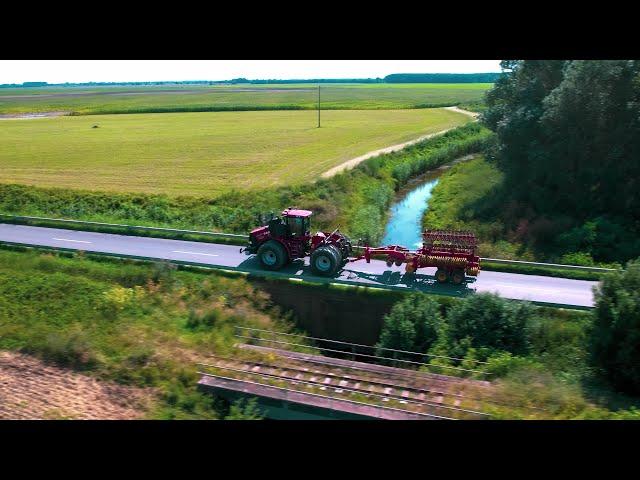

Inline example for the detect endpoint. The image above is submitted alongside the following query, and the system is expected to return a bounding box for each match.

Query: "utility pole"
[317,84,321,128]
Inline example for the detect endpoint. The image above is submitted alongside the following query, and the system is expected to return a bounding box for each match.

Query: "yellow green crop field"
[0,108,471,196]
[0,83,491,115]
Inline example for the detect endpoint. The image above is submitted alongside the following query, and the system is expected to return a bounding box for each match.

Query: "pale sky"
[0,60,502,84]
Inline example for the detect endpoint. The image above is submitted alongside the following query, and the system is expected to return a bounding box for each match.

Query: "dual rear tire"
[310,245,342,277]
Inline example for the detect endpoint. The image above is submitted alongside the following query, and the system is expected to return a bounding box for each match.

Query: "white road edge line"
[172,250,219,257]
[52,238,92,244]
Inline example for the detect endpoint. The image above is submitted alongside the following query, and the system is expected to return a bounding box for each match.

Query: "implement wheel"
[257,240,287,271]
[310,245,341,277]
[435,268,449,284]
[452,269,465,285]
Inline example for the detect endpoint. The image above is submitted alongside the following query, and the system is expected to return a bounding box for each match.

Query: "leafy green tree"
[376,293,444,357]
[481,60,640,263]
[590,259,640,394]
[444,293,534,360]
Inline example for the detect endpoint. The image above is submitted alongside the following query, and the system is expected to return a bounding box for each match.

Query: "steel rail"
[197,370,454,420]
[197,358,490,417]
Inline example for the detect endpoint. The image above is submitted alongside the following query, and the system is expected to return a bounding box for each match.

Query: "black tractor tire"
[310,245,342,277]
[257,240,288,271]
[435,268,449,284]
[451,269,465,285]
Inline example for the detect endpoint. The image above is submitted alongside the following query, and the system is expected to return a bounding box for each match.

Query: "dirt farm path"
[0,111,70,120]
[321,106,479,179]
[0,350,155,419]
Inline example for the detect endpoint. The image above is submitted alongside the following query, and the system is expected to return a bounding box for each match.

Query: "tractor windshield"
[287,216,308,237]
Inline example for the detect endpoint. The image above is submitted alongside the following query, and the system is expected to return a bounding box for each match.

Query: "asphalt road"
[0,224,598,308]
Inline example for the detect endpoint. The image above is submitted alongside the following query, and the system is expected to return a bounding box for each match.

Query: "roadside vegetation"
[0,247,303,419]
[375,285,640,419]
[0,83,491,115]
[423,156,623,273]
[0,122,491,246]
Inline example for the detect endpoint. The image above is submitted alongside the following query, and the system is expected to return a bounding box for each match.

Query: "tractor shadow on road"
[237,255,475,297]
[340,268,476,296]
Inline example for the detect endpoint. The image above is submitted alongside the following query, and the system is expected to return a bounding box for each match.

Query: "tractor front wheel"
[257,240,288,271]
[310,245,341,277]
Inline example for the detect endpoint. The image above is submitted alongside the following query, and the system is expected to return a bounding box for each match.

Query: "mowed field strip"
[0,83,492,115]
[0,108,471,196]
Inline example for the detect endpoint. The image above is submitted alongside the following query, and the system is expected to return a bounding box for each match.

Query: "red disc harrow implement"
[351,229,480,285]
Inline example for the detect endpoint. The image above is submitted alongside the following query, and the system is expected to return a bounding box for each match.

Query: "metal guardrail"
[479,257,618,273]
[0,213,620,273]
[0,213,246,240]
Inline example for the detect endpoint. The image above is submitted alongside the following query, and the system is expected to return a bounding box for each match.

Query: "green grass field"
[0,83,492,115]
[0,247,307,419]
[0,108,471,196]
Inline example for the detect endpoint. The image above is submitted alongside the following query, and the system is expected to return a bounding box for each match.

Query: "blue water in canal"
[381,176,440,248]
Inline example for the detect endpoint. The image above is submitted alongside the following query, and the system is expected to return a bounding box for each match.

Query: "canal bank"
[381,154,477,247]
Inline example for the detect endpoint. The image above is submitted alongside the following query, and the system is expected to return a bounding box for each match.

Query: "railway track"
[197,352,493,420]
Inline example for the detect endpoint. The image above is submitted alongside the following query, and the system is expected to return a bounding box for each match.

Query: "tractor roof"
[282,208,312,217]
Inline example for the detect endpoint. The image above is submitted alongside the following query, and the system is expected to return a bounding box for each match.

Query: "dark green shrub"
[376,293,444,357]
[590,259,640,394]
[444,293,535,360]
[225,398,265,420]
[186,309,222,330]
[39,330,96,370]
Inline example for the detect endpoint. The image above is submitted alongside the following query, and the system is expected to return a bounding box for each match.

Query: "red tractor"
[242,207,353,277]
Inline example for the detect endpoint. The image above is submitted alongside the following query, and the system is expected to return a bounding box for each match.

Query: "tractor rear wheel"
[435,268,449,284]
[310,245,341,277]
[257,240,288,271]
[451,269,465,285]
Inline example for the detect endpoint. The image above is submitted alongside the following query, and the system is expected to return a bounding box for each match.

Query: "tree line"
[481,60,640,263]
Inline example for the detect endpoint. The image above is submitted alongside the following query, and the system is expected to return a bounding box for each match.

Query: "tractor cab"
[281,208,312,238]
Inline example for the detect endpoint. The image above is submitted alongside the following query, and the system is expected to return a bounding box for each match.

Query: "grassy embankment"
[0,247,316,419]
[0,122,491,246]
[0,83,491,115]
[423,157,620,279]
[0,108,470,196]
[3,243,636,419]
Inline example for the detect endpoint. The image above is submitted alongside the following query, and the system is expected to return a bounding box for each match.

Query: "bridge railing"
[0,213,620,273]
[234,325,491,379]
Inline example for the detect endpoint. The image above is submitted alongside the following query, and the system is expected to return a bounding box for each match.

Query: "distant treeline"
[0,73,500,88]
[384,73,501,83]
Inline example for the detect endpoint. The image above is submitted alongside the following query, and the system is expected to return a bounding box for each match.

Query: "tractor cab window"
[286,216,308,237]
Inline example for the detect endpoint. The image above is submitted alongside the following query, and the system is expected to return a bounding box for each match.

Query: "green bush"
[375,293,444,357]
[445,293,534,360]
[590,259,640,394]
[38,330,96,370]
